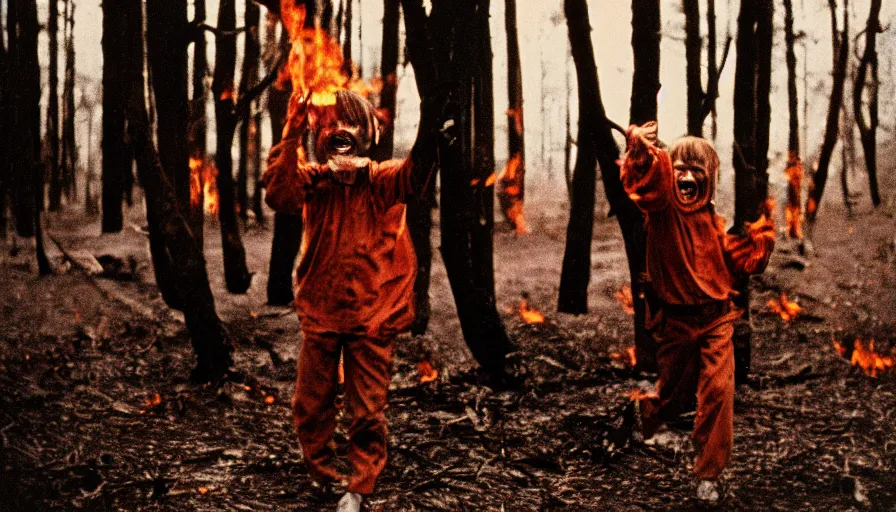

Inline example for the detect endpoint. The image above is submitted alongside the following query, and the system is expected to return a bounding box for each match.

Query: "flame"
[219,86,233,102]
[615,284,635,315]
[279,0,381,135]
[628,386,656,401]
[766,293,801,322]
[519,299,545,324]
[141,393,162,414]
[189,157,219,215]
[507,107,524,135]
[497,153,528,233]
[264,395,276,404]
[612,346,637,367]
[198,487,210,495]
[785,153,804,239]
[418,360,439,384]
[834,338,895,377]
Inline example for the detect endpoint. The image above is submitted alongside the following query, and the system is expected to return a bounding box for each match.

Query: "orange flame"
[264,395,276,404]
[418,360,439,384]
[220,86,233,102]
[497,153,528,233]
[519,299,545,324]
[189,157,219,215]
[611,346,637,368]
[615,284,635,315]
[766,293,801,322]
[280,0,381,135]
[785,153,804,239]
[834,338,895,377]
[140,393,162,414]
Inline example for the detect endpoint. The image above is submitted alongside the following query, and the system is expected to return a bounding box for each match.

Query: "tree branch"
[232,43,289,117]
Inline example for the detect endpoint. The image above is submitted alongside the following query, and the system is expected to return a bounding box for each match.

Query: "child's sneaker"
[696,479,723,507]
[336,491,363,512]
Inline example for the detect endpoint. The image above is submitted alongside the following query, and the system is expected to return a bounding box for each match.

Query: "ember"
[766,293,801,322]
[518,299,545,324]
[497,153,528,233]
[189,157,219,215]
[611,346,637,368]
[140,393,162,414]
[615,284,635,315]
[785,153,804,239]
[834,338,895,377]
[418,360,439,384]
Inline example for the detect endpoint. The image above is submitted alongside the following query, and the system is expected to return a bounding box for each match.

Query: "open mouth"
[677,176,698,204]
[327,131,356,156]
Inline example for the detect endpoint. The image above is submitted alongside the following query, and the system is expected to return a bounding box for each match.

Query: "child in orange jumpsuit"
[263,90,430,511]
[620,121,774,505]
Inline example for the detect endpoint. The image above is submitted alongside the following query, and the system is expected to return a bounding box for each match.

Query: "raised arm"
[261,137,324,215]
[620,121,671,213]
[723,215,775,276]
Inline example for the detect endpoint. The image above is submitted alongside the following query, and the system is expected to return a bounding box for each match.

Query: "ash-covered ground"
[1,194,895,511]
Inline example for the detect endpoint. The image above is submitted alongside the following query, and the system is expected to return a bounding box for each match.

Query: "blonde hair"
[669,136,720,177]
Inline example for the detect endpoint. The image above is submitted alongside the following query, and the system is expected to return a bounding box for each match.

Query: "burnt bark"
[627,0,660,371]
[853,0,882,207]
[189,0,208,239]
[61,0,77,203]
[342,0,353,75]
[47,0,61,211]
[806,0,848,225]
[101,0,131,233]
[707,0,718,139]
[783,0,803,239]
[237,1,261,221]
[684,0,703,137]
[496,0,525,231]
[0,7,7,239]
[371,0,399,162]
[212,0,253,294]
[122,0,234,383]
[265,6,309,306]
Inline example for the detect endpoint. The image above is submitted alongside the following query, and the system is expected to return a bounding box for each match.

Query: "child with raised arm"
[263,90,432,512]
[619,121,774,505]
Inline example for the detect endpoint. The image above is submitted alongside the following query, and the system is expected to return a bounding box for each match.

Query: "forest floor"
[1,193,895,511]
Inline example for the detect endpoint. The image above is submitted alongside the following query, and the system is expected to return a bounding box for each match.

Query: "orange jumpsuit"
[263,138,416,494]
[621,139,773,480]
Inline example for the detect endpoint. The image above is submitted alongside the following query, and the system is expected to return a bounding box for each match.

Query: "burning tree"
[783,0,804,240]
[496,0,527,233]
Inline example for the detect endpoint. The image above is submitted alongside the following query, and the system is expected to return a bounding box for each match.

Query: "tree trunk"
[853,0,881,207]
[123,0,233,383]
[707,0,718,140]
[61,0,77,203]
[372,0,399,162]
[342,0,353,76]
[806,0,848,226]
[784,0,804,239]
[237,0,261,222]
[496,0,526,232]
[189,0,208,239]
[101,0,131,233]
[0,15,8,239]
[212,0,253,294]
[684,0,703,137]
[627,0,660,372]
[47,0,61,211]
[265,7,308,306]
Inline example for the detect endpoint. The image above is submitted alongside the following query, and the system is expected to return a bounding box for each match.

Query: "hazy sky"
[36,0,896,198]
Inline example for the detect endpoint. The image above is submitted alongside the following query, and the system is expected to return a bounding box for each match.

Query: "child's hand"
[724,215,775,275]
[625,121,658,167]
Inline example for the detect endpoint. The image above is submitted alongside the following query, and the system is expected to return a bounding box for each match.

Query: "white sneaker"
[336,492,363,512]
[696,479,722,506]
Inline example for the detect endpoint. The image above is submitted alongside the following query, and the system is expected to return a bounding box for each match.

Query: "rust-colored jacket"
[262,139,416,337]
[621,144,774,306]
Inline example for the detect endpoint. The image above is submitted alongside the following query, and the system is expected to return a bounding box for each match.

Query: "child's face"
[672,159,709,208]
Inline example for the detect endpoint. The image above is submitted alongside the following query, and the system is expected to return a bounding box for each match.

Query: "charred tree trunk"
[806,0,848,226]
[122,0,233,383]
[731,0,773,383]
[265,8,306,306]
[372,0,399,161]
[342,0,353,75]
[557,0,601,315]
[101,0,131,233]
[627,0,660,371]
[784,0,803,239]
[0,10,8,239]
[237,0,261,221]
[212,0,253,294]
[707,0,718,139]
[61,0,77,202]
[496,0,526,232]
[47,0,61,211]
[853,0,882,207]
[189,0,208,239]
[684,0,703,137]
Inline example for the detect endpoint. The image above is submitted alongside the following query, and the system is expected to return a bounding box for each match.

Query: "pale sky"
[34,0,896,201]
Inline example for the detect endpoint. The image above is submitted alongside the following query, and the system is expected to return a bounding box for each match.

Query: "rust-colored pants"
[640,305,741,480]
[292,331,393,494]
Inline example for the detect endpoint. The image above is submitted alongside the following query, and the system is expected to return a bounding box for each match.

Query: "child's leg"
[640,318,701,438]
[293,331,343,484]
[693,318,736,480]
[341,334,394,495]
